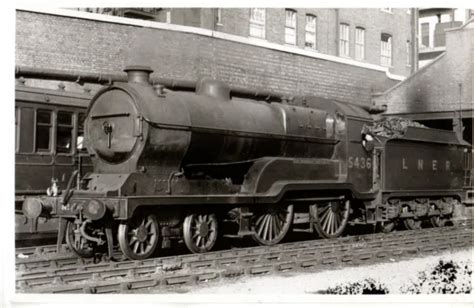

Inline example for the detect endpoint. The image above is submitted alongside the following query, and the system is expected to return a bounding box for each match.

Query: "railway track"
[16,221,473,294]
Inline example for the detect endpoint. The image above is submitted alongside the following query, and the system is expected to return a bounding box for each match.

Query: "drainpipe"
[411,8,419,73]
[335,8,340,56]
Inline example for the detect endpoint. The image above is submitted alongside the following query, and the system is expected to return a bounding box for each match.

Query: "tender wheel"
[118,213,160,260]
[251,204,294,246]
[312,199,350,239]
[183,213,218,253]
[378,220,396,233]
[65,220,95,258]
[403,218,422,230]
[430,215,447,228]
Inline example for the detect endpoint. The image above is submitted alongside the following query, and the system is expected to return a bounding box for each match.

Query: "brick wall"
[210,8,412,76]
[375,20,473,114]
[215,9,250,37]
[338,9,413,76]
[16,10,401,106]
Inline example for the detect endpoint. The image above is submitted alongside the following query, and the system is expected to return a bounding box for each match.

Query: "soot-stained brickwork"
[16,10,401,105]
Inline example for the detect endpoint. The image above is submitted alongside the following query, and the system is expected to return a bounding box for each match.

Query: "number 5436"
[348,156,371,169]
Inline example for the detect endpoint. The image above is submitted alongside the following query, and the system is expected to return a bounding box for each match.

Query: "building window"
[381,8,393,13]
[285,9,297,45]
[339,23,350,57]
[421,22,430,47]
[216,8,222,25]
[249,8,265,38]
[406,40,412,66]
[35,109,52,152]
[305,14,317,49]
[166,10,171,23]
[381,33,392,67]
[355,27,365,60]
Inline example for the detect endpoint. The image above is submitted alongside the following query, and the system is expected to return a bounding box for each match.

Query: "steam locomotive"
[23,66,471,260]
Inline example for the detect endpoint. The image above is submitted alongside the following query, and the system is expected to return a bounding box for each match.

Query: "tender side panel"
[383,140,465,192]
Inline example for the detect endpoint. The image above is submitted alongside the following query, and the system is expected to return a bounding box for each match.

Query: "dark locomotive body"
[15,85,92,241]
[24,66,470,260]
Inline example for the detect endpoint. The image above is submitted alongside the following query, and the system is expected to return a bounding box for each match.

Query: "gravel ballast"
[183,247,473,294]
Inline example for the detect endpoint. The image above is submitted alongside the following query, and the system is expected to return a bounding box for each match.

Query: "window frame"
[35,109,53,153]
[355,26,366,60]
[339,23,350,57]
[406,40,412,67]
[249,8,266,39]
[216,8,223,26]
[56,111,74,155]
[284,9,297,45]
[15,107,20,153]
[76,112,87,154]
[380,33,393,67]
[305,14,317,50]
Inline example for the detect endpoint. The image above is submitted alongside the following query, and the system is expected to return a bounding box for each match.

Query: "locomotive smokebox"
[124,65,153,84]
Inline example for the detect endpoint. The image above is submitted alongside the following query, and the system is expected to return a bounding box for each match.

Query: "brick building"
[373,19,473,144]
[16,8,413,108]
[418,8,472,67]
[79,7,415,77]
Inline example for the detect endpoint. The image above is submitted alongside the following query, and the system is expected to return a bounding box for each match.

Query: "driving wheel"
[251,204,294,246]
[183,213,218,253]
[118,213,160,260]
[312,199,350,239]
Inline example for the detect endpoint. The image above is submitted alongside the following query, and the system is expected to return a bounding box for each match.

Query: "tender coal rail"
[16,222,472,293]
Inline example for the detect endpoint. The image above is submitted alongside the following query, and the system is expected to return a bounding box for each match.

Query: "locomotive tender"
[23,66,470,260]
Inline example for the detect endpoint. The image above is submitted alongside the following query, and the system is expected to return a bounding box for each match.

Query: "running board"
[286,195,345,203]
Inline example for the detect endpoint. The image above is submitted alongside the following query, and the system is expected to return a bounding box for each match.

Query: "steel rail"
[15,220,472,271]
[16,223,473,293]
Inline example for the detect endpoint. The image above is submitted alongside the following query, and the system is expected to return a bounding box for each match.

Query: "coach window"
[77,112,87,153]
[36,109,52,152]
[15,107,19,152]
[56,111,73,154]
